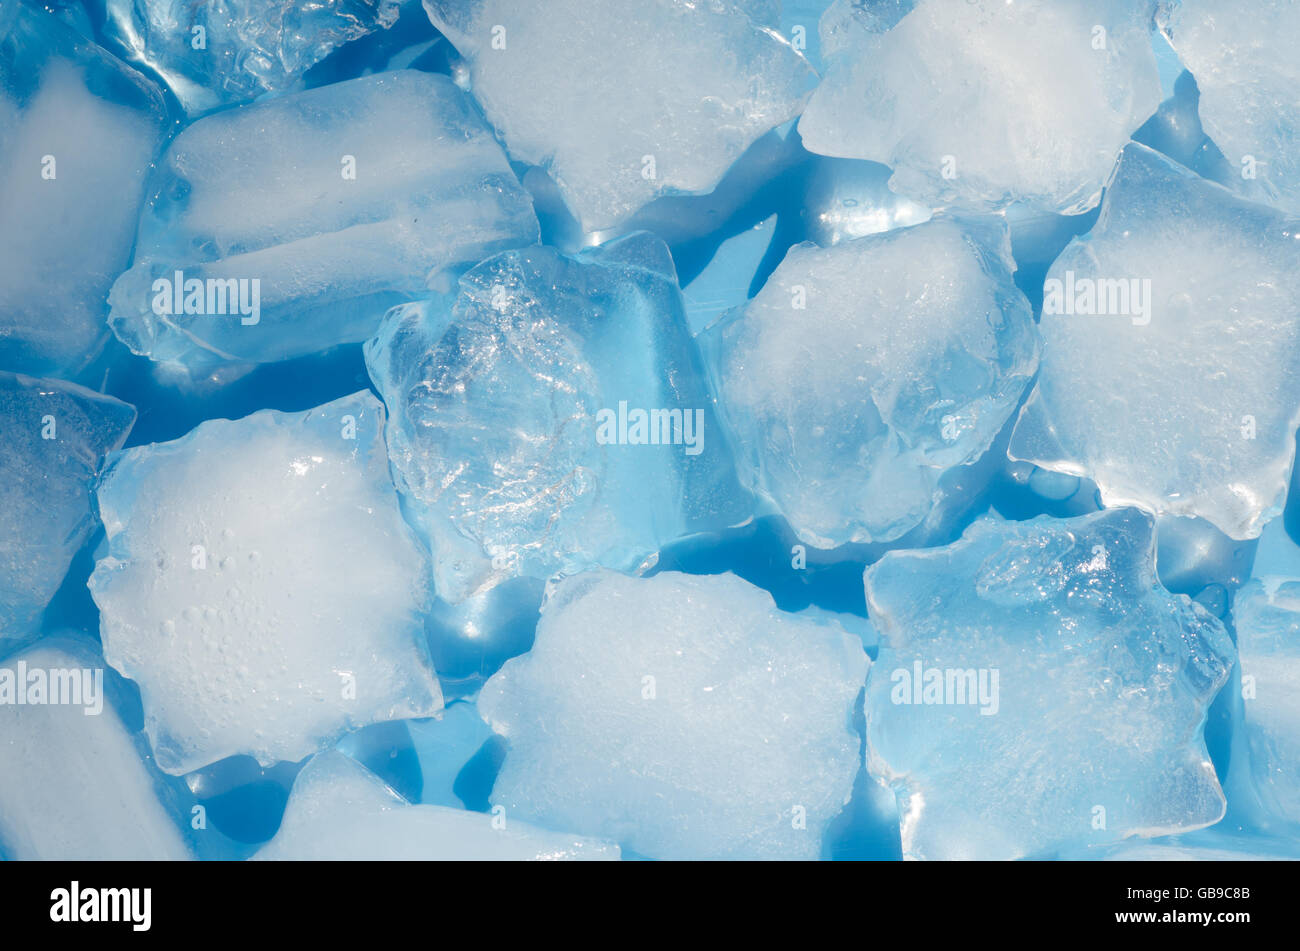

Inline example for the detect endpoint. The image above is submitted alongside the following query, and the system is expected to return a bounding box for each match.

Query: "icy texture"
[424,0,815,232]
[480,570,867,860]
[1232,578,1300,826]
[108,70,538,369]
[89,391,442,774]
[1009,144,1300,540]
[0,639,192,860]
[0,373,135,641]
[255,751,619,860]
[1160,0,1300,214]
[799,0,1161,214]
[104,0,401,113]
[864,509,1235,860]
[365,233,746,603]
[700,218,1038,548]
[0,0,167,377]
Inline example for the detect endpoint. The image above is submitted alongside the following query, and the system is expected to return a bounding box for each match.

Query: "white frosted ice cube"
[89,391,442,773]
[1010,143,1300,540]
[799,0,1161,214]
[481,570,868,859]
[107,70,538,369]
[424,0,815,231]
[255,751,619,860]
[0,638,192,860]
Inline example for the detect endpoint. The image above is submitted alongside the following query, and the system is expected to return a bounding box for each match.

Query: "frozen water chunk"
[800,0,1161,214]
[255,751,619,860]
[863,509,1235,861]
[104,0,400,114]
[480,570,867,860]
[89,391,442,774]
[699,217,1038,548]
[424,0,815,232]
[365,233,746,603]
[1231,578,1300,826]
[0,1,167,377]
[108,70,538,370]
[0,638,192,860]
[1159,0,1300,214]
[0,372,135,641]
[1009,144,1300,540]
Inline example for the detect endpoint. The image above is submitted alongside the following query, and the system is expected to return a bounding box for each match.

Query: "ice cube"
[699,217,1038,547]
[0,0,168,377]
[254,750,619,860]
[1009,143,1300,540]
[89,391,442,774]
[480,570,867,859]
[423,0,815,232]
[1230,577,1300,827]
[1159,0,1300,214]
[799,0,1161,214]
[0,372,135,641]
[107,70,538,370]
[0,637,192,860]
[103,0,401,114]
[864,508,1235,860]
[365,232,747,603]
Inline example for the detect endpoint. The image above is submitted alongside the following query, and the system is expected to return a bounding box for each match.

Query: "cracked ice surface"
[1231,577,1300,827]
[699,217,1038,548]
[424,0,815,232]
[107,70,538,369]
[365,233,746,604]
[1159,0,1300,215]
[0,372,135,641]
[479,570,867,860]
[799,0,1161,214]
[863,509,1235,860]
[89,391,442,774]
[1009,143,1300,540]
[103,0,401,113]
[254,751,619,860]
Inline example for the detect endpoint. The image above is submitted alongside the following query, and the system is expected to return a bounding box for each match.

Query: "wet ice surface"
[1010,144,1300,540]
[108,70,538,370]
[1160,0,1300,215]
[254,751,618,860]
[366,233,746,604]
[864,509,1235,860]
[89,392,442,774]
[424,0,815,232]
[480,570,867,860]
[0,1,167,377]
[0,638,192,860]
[700,217,1038,547]
[0,372,135,641]
[800,0,1160,214]
[103,0,401,113]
